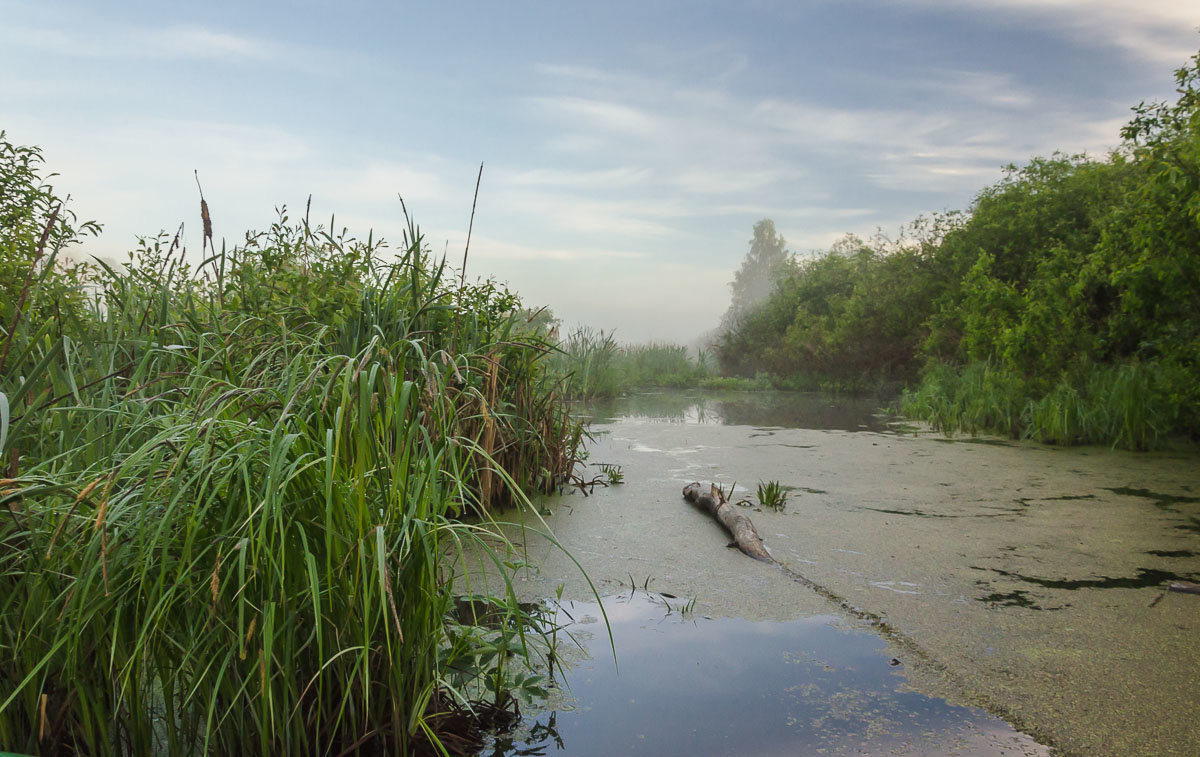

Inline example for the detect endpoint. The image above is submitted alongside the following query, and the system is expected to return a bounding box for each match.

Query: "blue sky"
[2,1,1197,341]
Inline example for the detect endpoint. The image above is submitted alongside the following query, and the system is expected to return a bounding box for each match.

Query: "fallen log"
[683,482,772,562]
[1168,581,1200,596]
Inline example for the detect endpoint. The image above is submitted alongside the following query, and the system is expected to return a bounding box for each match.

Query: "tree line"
[714,51,1200,449]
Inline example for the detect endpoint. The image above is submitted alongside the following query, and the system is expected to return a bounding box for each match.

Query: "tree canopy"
[722,218,790,330]
[713,49,1200,448]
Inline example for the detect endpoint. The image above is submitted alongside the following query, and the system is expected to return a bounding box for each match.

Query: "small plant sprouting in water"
[598,463,624,485]
[679,595,698,617]
[758,480,788,511]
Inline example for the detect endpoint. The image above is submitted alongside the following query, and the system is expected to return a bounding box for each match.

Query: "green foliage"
[552,327,623,399]
[901,359,1180,450]
[598,463,624,485]
[716,49,1200,448]
[618,342,711,389]
[722,219,791,330]
[716,231,944,389]
[0,134,587,754]
[551,329,712,399]
[757,480,787,511]
[0,132,100,368]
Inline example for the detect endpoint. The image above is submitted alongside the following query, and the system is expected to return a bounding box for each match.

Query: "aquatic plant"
[552,327,623,399]
[598,463,625,485]
[902,359,1179,451]
[757,480,788,511]
[550,331,712,399]
[618,342,711,389]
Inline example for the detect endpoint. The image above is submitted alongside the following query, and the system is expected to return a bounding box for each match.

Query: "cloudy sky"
[2,1,1197,342]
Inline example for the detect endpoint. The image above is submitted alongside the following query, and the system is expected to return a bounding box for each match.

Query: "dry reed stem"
[56,586,75,623]
[478,351,499,509]
[210,550,222,611]
[195,170,213,253]
[385,567,405,644]
[242,617,257,660]
[43,475,105,557]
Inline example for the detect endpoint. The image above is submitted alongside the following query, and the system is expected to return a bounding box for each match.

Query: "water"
[582,389,891,431]
[480,389,1200,756]
[487,592,1042,756]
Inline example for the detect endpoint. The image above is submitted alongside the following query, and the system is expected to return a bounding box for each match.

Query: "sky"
[2,1,1198,342]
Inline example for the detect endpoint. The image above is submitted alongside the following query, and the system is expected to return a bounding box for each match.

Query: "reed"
[0,135,585,755]
[618,343,708,388]
[550,332,712,399]
[550,327,622,399]
[903,359,1180,450]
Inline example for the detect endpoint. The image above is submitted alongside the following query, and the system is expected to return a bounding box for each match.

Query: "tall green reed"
[903,359,1178,450]
[549,330,712,399]
[0,141,586,754]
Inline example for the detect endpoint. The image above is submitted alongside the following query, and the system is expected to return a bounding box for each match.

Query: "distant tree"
[721,219,790,331]
[517,305,560,339]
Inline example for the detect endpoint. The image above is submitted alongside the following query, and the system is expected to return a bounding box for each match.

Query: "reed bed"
[900,360,1183,450]
[551,328,711,399]
[0,137,583,755]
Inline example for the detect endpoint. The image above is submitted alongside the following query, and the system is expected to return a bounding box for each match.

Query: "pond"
[486,591,1043,756]
[481,389,1200,756]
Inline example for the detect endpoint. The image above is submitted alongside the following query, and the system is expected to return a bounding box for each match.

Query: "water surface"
[488,591,1043,756]
[481,389,1200,756]
[582,389,891,430]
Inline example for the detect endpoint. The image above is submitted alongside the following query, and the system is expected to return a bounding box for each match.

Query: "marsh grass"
[618,343,708,388]
[552,327,622,399]
[0,137,590,755]
[551,330,711,399]
[597,463,624,485]
[902,360,1180,450]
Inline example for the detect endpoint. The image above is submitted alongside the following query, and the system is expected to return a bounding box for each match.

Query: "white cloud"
[505,166,652,189]
[929,69,1036,109]
[714,205,877,220]
[321,161,457,209]
[751,98,955,149]
[7,2,1189,343]
[453,233,647,264]
[529,96,663,137]
[0,22,289,62]
[496,191,686,238]
[532,63,620,84]
[672,167,801,195]
[908,0,1200,65]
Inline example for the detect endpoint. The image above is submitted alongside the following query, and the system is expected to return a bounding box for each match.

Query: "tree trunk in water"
[682,482,772,562]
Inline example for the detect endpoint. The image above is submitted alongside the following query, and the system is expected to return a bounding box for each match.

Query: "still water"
[483,390,1200,756]
[487,591,1042,756]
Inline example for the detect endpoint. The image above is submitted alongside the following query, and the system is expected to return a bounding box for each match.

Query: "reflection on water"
[581,389,893,431]
[486,592,1043,757]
